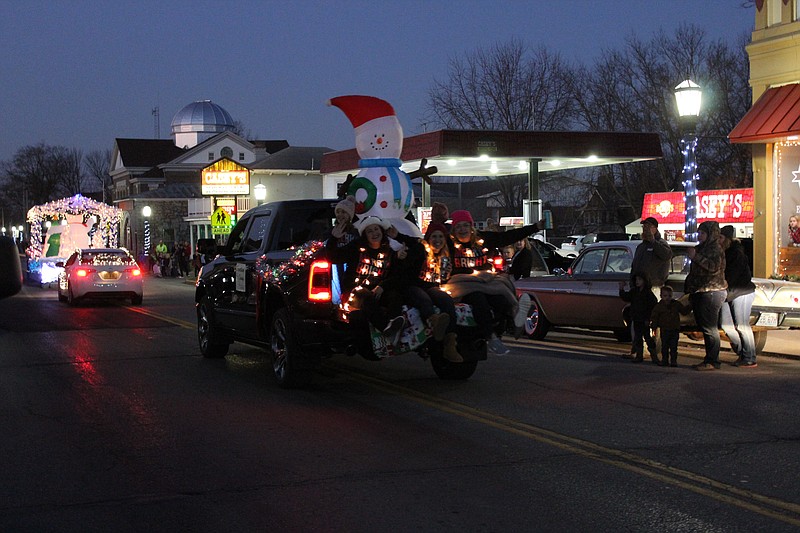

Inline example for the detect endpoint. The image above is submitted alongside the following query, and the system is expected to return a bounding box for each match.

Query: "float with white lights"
[25,194,122,284]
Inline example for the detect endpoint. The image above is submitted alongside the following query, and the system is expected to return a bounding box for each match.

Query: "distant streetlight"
[142,205,152,253]
[675,79,702,242]
[254,183,266,205]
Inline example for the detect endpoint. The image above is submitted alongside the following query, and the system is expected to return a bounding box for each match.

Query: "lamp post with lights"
[142,205,151,255]
[674,79,702,242]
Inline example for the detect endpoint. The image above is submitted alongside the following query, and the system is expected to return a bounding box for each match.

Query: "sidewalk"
[680,328,800,361]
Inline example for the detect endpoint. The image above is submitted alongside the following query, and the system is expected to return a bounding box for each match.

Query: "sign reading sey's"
[201,170,250,195]
[642,188,754,225]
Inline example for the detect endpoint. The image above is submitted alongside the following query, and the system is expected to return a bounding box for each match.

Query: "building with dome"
[171,100,235,149]
[109,100,332,261]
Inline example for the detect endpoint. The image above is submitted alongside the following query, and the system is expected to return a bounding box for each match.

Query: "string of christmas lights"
[681,136,699,242]
[25,194,123,259]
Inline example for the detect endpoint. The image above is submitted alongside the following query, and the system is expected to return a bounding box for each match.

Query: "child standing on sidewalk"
[649,286,689,367]
[619,275,658,364]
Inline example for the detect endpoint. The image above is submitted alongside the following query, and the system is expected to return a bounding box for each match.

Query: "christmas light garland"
[25,194,123,260]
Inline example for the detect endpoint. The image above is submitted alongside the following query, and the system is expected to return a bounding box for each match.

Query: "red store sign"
[642,188,754,225]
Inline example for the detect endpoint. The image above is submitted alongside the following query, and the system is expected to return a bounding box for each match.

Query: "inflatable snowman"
[328,95,422,238]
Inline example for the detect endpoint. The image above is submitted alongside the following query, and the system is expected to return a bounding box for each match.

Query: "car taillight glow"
[308,260,332,302]
[75,268,95,277]
[126,267,142,277]
[492,255,505,271]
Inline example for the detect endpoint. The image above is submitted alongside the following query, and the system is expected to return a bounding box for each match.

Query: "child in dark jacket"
[619,274,658,364]
[650,285,689,367]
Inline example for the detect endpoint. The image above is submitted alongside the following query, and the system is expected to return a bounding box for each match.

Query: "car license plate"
[755,312,778,327]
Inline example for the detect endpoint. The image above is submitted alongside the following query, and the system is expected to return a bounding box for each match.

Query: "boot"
[427,313,450,342]
[442,332,464,363]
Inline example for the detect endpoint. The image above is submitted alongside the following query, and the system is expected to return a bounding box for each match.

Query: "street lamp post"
[142,205,151,255]
[674,79,702,242]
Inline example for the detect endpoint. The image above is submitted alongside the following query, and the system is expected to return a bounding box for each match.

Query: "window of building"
[239,152,245,161]
[208,152,214,161]
[768,0,782,26]
[220,146,233,158]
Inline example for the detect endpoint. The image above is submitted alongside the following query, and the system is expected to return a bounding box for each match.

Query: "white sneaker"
[514,293,531,328]
[383,316,406,346]
[487,335,509,355]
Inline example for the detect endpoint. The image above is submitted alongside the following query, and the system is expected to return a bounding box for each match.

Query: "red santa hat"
[327,95,396,129]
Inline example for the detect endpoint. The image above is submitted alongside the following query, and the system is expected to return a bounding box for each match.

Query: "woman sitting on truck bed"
[445,210,542,355]
[325,216,416,346]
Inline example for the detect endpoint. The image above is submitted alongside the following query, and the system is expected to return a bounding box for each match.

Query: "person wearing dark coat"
[685,221,727,370]
[508,239,533,280]
[719,225,758,367]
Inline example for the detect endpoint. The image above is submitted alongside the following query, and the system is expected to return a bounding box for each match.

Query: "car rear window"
[80,251,134,265]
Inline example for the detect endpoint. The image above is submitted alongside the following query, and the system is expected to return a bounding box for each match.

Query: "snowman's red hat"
[327,95,396,129]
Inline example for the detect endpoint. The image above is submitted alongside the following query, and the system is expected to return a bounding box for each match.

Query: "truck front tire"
[197,296,229,358]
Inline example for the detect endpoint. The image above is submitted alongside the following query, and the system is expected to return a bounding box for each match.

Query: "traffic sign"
[211,207,232,235]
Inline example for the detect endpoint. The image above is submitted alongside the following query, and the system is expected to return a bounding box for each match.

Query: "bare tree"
[425,39,576,131]
[231,119,257,140]
[53,146,83,195]
[572,24,751,216]
[0,144,85,222]
[84,148,113,203]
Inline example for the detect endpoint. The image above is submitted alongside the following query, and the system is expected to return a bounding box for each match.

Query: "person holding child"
[619,274,658,364]
[650,285,689,367]
[325,216,411,347]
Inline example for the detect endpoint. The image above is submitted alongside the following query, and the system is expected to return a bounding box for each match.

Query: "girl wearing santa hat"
[447,210,539,354]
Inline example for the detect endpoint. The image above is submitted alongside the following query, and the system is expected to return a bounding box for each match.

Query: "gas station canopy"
[320,129,663,177]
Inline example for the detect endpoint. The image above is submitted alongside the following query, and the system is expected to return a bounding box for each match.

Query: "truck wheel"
[754,330,767,355]
[197,296,229,358]
[524,299,550,340]
[270,308,312,388]
[431,357,478,380]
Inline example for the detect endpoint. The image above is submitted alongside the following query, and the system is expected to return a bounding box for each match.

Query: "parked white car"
[560,235,589,252]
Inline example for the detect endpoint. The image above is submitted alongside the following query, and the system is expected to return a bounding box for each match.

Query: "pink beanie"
[449,210,474,226]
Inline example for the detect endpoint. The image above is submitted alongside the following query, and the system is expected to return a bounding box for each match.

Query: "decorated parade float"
[25,194,123,284]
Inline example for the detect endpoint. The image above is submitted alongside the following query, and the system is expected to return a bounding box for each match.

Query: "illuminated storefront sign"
[201,158,250,196]
[642,188,754,225]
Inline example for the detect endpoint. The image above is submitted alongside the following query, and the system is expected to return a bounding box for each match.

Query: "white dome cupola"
[170,100,235,148]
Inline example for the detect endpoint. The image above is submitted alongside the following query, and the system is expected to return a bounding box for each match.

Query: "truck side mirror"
[0,236,23,299]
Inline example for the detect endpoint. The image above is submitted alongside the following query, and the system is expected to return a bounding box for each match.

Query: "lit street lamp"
[254,183,266,206]
[675,79,702,242]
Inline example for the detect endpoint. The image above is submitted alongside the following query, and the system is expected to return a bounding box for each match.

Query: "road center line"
[332,364,800,527]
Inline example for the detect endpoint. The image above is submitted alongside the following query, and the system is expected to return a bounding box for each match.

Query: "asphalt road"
[1,277,799,532]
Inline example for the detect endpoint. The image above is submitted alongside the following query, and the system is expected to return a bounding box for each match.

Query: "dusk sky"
[0,1,753,164]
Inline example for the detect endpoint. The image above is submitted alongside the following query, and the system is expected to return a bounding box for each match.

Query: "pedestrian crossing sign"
[211,207,232,235]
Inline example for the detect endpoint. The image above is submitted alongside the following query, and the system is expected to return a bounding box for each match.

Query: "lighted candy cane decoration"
[327,95,421,238]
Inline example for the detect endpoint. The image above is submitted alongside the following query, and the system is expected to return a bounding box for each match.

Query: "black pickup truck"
[195,199,485,388]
